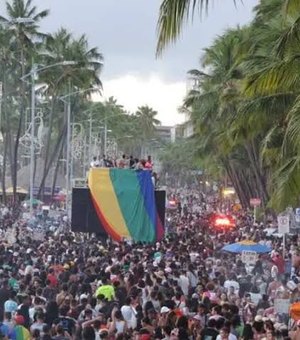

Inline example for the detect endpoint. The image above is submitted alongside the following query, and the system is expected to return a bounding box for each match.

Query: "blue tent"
[222,240,271,254]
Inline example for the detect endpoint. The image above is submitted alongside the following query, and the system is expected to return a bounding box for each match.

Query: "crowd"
[0,191,299,339]
[90,155,153,171]
[90,154,158,188]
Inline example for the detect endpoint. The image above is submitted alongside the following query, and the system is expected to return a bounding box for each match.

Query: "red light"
[213,214,236,228]
[169,200,176,206]
[215,217,231,226]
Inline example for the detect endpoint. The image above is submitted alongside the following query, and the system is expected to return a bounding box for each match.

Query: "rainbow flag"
[88,168,164,243]
[15,325,30,340]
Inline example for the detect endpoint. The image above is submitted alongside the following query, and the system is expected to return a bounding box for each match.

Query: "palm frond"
[31,9,50,21]
[244,56,300,96]
[156,0,210,57]
[276,15,300,58]
[283,94,300,152]
[269,156,300,211]
[284,0,300,18]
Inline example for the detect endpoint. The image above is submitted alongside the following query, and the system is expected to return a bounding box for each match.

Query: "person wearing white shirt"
[223,274,240,295]
[179,272,190,296]
[216,327,237,340]
[90,156,100,168]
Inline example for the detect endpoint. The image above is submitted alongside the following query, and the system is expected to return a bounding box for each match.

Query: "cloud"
[98,74,187,126]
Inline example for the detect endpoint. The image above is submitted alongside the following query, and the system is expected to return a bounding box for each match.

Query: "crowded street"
[0,189,298,339]
[1,0,300,338]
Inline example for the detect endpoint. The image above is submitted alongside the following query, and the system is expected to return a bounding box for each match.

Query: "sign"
[295,208,300,223]
[278,215,290,234]
[32,186,60,195]
[32,231,45,241]
[250,198,261,207]
[249,292,262,305]
[274,299,290,314]
[241,250,258,265]
[4,229,16,245]
[223,187,235,196]
[72,178,87,188]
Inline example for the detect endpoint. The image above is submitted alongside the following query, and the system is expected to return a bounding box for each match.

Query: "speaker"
[71,188,89,232]
[155,190,166,227]
[71,188,107,237]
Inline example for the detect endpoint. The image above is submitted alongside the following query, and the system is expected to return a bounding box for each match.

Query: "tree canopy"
[0,0,161,201]
[173,0,300,211]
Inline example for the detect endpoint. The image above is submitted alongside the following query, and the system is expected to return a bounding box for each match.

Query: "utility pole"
[29,64,36,215]
[66,81,71,218]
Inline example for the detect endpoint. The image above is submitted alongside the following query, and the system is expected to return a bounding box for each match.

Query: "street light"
[22,61,77,215]
[58,87,100,218]
[97,113,129,156]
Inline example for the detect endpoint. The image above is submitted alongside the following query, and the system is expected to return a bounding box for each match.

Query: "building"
[178,74,198,138]
[183,120,194,138]
[155,125,173,144]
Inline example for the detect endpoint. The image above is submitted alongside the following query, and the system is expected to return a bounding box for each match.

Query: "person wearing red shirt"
[47,268,58,287]
[272,253,285,275]
[145,156,153,170]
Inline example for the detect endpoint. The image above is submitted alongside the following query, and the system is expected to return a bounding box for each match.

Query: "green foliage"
[167,0,300,210]
[156,0,239,56]
[0,0,161,198]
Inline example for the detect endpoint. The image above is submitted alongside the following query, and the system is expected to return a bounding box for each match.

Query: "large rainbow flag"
[88,168,164,243]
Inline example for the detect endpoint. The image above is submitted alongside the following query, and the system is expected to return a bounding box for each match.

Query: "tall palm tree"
[135,105,161,140]
[0,0,49,198]
[0,25,15,203]
[241,0,300,210]
[37,29,103,197]
[183,24,279,206]
[135,106,161,158]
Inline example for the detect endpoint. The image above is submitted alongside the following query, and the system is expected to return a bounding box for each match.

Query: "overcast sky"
[2,0,259,124]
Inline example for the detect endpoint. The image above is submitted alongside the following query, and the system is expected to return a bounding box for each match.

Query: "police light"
[213,214,236,228]
[215,217,231,226]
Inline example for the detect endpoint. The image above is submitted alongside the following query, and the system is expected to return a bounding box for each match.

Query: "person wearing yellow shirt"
[96,277,115,301]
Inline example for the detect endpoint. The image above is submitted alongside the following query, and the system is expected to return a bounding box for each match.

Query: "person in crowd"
[145,156,153,171]
[117,154,127,169]
[90,156,100,168]
[129,156,136,169]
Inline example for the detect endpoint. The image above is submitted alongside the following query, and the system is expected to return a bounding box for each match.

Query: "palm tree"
[135,105,160,138]
[0,0,49,198]
[183,23,281,207]
[177,0,300,210]
[37,29,103,197]
[241,0,300,210]
[0,25,15,203]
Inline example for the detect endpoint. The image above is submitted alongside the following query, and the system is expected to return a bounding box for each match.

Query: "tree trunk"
[1,131,8,204]
[226,162,248,208]
[51,145,64,198]
[1,72,7,203]
[39,96,56,198]
[12,48,26,201]
[38,122,67,199]
[245,142,268,204]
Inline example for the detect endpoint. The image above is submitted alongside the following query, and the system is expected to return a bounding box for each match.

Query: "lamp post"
[22,61,77,215]
[97,112,128,156]
[58,87,100,217]
[29,64,36,215]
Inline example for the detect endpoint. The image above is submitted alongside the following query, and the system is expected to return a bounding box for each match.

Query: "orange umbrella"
[290,302,300,320]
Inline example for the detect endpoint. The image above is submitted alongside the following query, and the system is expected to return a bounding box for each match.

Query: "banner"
[241,250,258,265]
[278,215,290,234]
[274,299,290,314]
